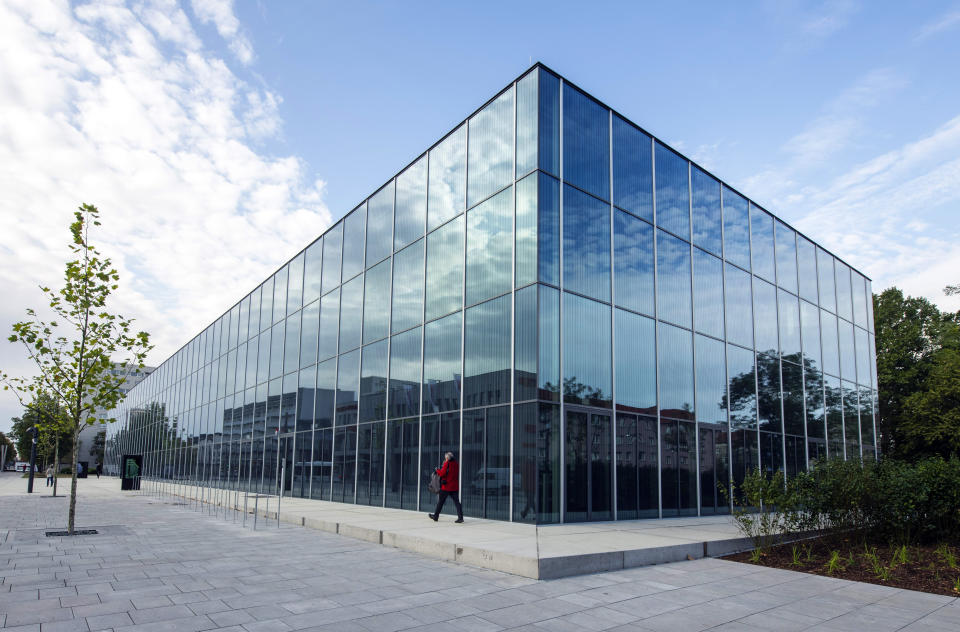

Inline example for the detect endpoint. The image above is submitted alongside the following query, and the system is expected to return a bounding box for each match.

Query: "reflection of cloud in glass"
[428,125,466,230]
[466,188,512,306]
[467,89,513,209]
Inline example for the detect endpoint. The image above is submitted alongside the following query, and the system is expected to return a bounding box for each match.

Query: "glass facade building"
[107,65,878,523]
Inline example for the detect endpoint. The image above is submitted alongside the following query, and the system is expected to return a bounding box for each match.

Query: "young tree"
[0,431,16,468]
[1,204,152,534]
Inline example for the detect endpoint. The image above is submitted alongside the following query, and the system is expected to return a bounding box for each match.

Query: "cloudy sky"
[1,0,959,434]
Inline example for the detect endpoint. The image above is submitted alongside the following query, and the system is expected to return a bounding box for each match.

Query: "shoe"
[455,518,464,523]
[427,513,438,522]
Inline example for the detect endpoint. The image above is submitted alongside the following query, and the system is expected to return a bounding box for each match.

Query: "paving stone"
[84,613,134,630]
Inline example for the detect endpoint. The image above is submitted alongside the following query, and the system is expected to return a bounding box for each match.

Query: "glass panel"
[728,344,758,487]
[419,413,461,515]
[855,326,870,387]
[750,206,775,283]
[332,426,356,502]
[661,419,697,516]
[304,239,323,306]
[539,68,560,176]
[612,115,653,221]
[538,172,560,286]
[315,357,336,428]
[395,156,426,250]
[513,402,562,524]
[615,413,659,520]
[359,340,387,423]
[515,172,537,287]
[388,327,420,419]
[654,142,690,240]
[753,278,777,355]
[615,309,656,414]
[722,187,750,270]
[658,322,694,420]
[342,205,366,281]
[321,222,343,294]
[724,263,753,348]
[239,293,252,344]
[859,385,875,452]
[614,210,655,317]
[778,289,801,362]
[757,352,782,437]
[367,181,394,268]
[297,365,315,432]
[853,273,869,329]
[268,321,284,379]
[797,235,817,304]
[336,348,359,425]
[691,166,721,255]
[464,294,511,408]
[272,267,287,325]
[259,278,273,332]
[821,309,840,377]
[835,260,853,323]
[425,215,464,321]
[391,239,423,334]
[563,184,610,302]
[287,254,305,316]
[362,258,391,344]
[817,248,836,313]
[318,288,339,362]
[516,69,538,178]
[514,285,537,401]
[466,187,512,305]
[805,368,825,463]
[839,319,856,382]
[468,87,513,208]
[657,229,692,328]
[427,124,466,231]
[825,374,843,457]
[338,275,363,352]
[422,312,461,414]
[563,83,609,200]
[782,358,804,437]
[775,221,798,294]
[695,334,726,424]
[800,300,821,373]
[539,285,560,402]
[563,293,611,407]
[842,380,860,457]
[693,248,724,339]
[283,312,300,375]
[867,280,875,333]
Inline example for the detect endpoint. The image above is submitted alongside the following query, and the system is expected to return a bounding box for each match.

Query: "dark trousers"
[433,490,463,519]
[46,476,53,487]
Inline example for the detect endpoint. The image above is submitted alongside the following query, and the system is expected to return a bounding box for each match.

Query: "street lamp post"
[26,425,38,493]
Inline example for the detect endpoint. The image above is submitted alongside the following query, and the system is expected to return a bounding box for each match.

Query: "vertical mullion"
[688,161,700,516]
[651,136,662,519]
[509,81,517,522]
[557,77,565,523]
[608,109,617,520]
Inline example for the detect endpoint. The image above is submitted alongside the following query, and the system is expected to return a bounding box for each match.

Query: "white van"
[469,467,515,496]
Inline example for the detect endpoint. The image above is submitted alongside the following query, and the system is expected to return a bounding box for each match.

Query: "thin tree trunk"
[68,426,79,535]
[53,441,59,497]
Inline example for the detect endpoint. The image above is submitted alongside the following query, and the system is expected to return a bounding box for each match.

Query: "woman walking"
[428,452,464,523]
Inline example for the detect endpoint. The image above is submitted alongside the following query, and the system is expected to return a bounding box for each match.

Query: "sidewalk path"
[1,471,958,631]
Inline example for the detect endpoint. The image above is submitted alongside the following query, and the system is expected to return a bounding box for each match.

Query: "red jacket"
[436,459,459,492]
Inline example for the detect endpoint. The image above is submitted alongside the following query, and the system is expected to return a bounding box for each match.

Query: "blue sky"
[1,0,959,432]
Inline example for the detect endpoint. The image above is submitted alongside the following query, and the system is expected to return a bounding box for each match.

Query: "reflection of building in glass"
[107,64,878,523]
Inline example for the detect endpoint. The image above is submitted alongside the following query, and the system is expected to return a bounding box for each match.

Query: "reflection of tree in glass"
[541,377,608,407]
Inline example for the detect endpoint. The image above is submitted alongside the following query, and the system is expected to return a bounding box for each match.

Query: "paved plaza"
[2,472,959,631]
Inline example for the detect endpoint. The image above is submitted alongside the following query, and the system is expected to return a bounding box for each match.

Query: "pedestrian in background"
[45,464,54,487]
[428,452,464,523]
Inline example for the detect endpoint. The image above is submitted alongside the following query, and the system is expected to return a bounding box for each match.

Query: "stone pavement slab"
[1,470,958,631]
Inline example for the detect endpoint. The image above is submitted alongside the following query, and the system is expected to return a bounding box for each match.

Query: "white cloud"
[190,0,254,64]
[0,0,332,431]
[800,0,859,39]
[915,7,960,42]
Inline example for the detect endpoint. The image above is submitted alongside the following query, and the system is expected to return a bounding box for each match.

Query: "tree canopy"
[874,287,960,459]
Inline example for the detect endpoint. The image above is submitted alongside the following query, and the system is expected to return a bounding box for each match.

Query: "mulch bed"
[724,537,960,597]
